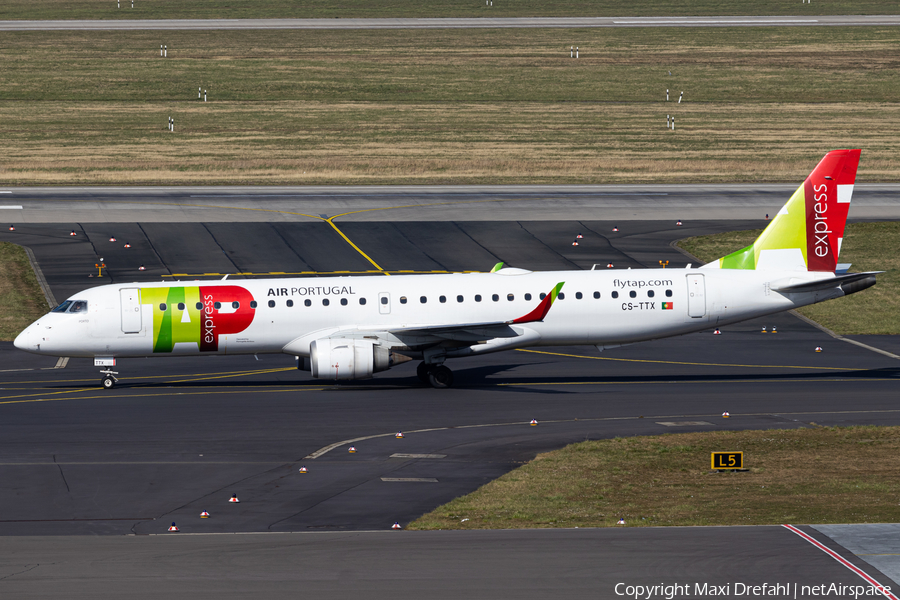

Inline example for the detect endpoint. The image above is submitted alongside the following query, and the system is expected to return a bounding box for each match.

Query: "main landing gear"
[417,362,454,389]
[100,369,119,389]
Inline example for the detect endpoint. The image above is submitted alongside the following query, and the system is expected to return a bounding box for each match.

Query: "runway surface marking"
[499,377,898,387]
[517,348,865,371]
[0,461,289,465]
[791,311,900,361]
[0,366,297,387]
[57,195,572,275]
[615,19,817,24]
[0,386,322,406]
[839,337,900,360]
[324,215,387,274]
[1,372,894,405]
[304,407,900,459]
[65,198,391,275]
[783,525,899,600]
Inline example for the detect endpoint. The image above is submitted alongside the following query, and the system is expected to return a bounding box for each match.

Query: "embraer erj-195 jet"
[15,149,877,389]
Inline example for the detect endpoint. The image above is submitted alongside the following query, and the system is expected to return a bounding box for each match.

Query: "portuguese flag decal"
[662,302,673,310]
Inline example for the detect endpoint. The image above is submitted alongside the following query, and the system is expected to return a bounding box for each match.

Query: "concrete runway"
[0,527,895,599]
[2,16,900,31]
[3,184,900,223]
[1,201,898,596]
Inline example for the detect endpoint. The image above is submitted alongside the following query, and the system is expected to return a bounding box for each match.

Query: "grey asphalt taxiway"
[1,188,898,597]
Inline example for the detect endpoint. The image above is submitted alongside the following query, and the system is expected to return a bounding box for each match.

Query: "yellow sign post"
[711,451,743,470]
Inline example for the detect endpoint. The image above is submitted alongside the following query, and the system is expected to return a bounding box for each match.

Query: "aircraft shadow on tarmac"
[36,364,900,391]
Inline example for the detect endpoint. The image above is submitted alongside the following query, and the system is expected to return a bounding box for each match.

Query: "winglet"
[490,262,504,273]
[511,282,564,324]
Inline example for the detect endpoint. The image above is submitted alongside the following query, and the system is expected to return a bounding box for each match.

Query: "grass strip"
[0,243,52,341]
[677,222,900,335]
[0,0,891,20]
[1,27,900,184]
[409,425,900,530]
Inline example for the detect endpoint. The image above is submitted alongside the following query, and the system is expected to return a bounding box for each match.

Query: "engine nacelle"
[309,338,406,380]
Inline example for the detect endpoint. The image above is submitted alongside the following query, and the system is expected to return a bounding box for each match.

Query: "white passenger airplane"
[15,149,877,389]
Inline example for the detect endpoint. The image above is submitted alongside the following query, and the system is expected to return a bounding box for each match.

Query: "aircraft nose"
[14,325,37,352]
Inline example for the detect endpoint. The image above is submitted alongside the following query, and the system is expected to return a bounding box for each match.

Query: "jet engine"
[308,338,409,380]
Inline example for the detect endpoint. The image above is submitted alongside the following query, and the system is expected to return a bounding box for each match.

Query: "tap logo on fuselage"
[141,285,255,353]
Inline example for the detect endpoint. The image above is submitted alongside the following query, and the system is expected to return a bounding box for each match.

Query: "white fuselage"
[14,267,838,362]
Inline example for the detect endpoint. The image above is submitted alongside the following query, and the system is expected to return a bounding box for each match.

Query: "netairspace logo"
[614,582,893,599]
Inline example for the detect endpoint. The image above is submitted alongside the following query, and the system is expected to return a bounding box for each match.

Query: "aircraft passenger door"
[686,274,706,318]
[120,288,143,333]
[378,292,391,315]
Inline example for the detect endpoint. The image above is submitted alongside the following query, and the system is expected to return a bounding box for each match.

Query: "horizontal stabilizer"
[771,271,881,293]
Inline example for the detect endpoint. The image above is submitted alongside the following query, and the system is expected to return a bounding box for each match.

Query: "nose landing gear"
[100,369,119,389]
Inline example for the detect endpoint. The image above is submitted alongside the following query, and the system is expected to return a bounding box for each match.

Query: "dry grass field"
[0,243,51,341]
[0,0,890,20]
[1,27,900,184]
[678,222,900,335]
[410,426,900,529]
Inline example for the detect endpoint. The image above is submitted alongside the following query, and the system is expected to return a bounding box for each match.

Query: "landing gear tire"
[427,365,453,389]
[416,362,432,384]
[102,376,116,390]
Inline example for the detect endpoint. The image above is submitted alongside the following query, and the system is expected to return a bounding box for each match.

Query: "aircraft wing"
[383,281,565,342]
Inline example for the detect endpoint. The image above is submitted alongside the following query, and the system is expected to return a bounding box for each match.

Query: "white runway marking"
[783,525,899,600]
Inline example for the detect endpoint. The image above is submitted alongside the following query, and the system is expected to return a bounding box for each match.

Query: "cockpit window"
[68,301,88,313]
[51,301,73,313]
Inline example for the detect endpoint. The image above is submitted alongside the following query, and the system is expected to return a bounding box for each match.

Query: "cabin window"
[629,291,637,298]
[507,294,514,301]
[647,290,655,298]
[612,291,619,299]
[492,294,499,302]
[558,293,565,300]
[232,301,240,309]
[474,295,482,302]
[360,298,367,305]
[439,295,447,303]
[176,302,185,311]
[524,293,532,301]
[250,301,257,309]
[457,295,464,303]
[665,289,673,297]
[575,292,583,300]
[52,301,73,313]
[341,298,348,306]
[400,296,408,304]
[214,302,222,310]
[323,299,330,306]
[593,291,601,299]
[159,303,167,311]
[540,293,546,300]
[268,300,275,308]
[420,296,427,304]
[304,299,312,307]
[286,299,294,307]
[380,297,388,305]
[196,302,203,310]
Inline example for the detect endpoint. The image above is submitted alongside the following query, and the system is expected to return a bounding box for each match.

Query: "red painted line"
[783,524,898,599]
